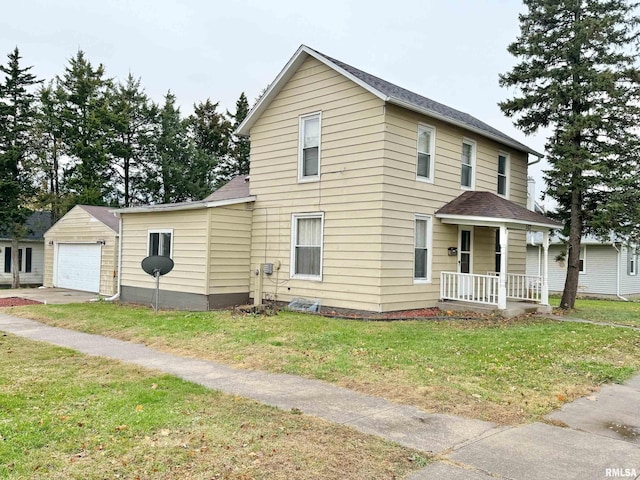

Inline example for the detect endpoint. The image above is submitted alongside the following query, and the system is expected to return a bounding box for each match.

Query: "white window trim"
[298,112,322,183]
[497,151,510,198]
[461,138,476,190]
[579,245,586,274]
[147,228,174,258]
[290,212,324,281]
[413,214,433,284]
[416,124,436,184]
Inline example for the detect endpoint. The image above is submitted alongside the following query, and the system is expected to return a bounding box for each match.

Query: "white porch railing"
[506,273,541,302]
[441,272,542,306]
[440,272,499,305]
[488,272,542,302]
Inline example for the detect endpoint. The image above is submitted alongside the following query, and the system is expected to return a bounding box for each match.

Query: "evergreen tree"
[58,50,114,205]
[0,47,40,288]
[188,98,231,195]
[499,0,640,309]
[142,92,195,204]
[223,92,250,184]
[33,80,67,222]
[109,74,156,207]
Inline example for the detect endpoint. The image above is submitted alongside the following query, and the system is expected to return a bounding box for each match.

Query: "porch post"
[498,225,508,309]
[541,230,550,305]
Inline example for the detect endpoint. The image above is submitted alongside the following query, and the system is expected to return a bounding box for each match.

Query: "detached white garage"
[44,205,120,296]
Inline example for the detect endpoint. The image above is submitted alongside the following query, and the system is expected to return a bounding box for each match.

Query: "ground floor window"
[3,247,32,273]
[628,246,637,276]
[291,213,324,280]
[414,215,432,282]
[148,230,173,258]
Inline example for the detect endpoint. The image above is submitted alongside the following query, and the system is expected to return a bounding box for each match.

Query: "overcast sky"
[2,0,552,204]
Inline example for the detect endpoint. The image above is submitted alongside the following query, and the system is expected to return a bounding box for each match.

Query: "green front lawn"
[550,297,640,327]
[0,334,423,479]
[9,303,640,425]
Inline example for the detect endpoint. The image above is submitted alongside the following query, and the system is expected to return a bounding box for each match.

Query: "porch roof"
[435,191,562,230]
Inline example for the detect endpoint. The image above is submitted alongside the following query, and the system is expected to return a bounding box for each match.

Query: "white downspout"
[104,215,123,302]
[612,243,628,301]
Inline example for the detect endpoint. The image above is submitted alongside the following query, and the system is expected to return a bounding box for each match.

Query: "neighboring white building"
[527,233,640,298]
[0,212,51,287]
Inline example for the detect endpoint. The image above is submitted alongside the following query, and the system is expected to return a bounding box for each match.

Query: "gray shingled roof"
[311,47,537,155]
[0,212,52,241]
[436,191,562,228]
[78,205,120,233]
[204,175,251,202]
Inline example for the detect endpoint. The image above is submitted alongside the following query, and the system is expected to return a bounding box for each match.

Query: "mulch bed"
[0,297,43,307]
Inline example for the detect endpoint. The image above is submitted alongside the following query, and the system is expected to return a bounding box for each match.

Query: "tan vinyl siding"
[376,105,529,310]
[208,204,252,294]
[43,206,118,295]
[120,209,209,295]
[249,56,387,311]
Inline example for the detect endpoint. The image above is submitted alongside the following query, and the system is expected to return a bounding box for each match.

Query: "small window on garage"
[148,230,173,258]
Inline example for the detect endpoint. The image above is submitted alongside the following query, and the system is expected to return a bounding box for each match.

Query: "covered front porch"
[434,191,562,315]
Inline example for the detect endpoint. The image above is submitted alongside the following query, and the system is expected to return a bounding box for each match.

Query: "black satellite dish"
[142,255,174,277]
[141,256,175,312]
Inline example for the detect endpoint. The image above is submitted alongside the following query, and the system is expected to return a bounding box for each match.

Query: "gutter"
[387,97,544,157]
[611,243,629,301]
[527,155,543,167]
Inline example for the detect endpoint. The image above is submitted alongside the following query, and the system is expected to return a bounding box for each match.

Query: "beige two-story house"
[237,45,559,313]
[115,45,560,313]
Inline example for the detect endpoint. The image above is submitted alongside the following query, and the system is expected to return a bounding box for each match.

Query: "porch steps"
[436,300,552,318]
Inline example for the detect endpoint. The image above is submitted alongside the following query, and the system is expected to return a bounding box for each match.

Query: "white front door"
[458,227,473,298]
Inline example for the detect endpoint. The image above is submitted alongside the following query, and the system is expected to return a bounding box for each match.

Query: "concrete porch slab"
[437,300,551,318]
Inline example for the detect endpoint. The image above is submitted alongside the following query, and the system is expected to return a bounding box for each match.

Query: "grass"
[0,334,424,479]
[550,296,640,327]
[8,302,640,425]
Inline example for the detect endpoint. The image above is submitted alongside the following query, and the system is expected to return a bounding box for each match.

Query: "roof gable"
[237,45,541,156]
[78,205,120,233]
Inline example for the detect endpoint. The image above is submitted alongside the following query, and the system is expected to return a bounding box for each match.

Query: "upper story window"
[417,125,435,182]
[148,229,173,258]
[291,213,324,280]
[497,152,509,196]
[461,139,476,189]
[414,215,432,282]
[298,112,321,182]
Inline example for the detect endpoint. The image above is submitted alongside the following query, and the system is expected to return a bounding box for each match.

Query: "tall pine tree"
[500,0,640,309]
[109,73,156,207]
[142,92,195,204]
[58,50,114,206]
[34,80,67,222]
[188,98,231,195]
[0,47,40,288]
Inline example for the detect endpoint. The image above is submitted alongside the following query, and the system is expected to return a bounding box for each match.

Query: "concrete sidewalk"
[1,312,639,480]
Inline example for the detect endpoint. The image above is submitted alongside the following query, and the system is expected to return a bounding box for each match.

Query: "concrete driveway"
[0,287,101,304]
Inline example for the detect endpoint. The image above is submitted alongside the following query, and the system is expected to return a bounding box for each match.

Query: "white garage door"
[56,244,101,293]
